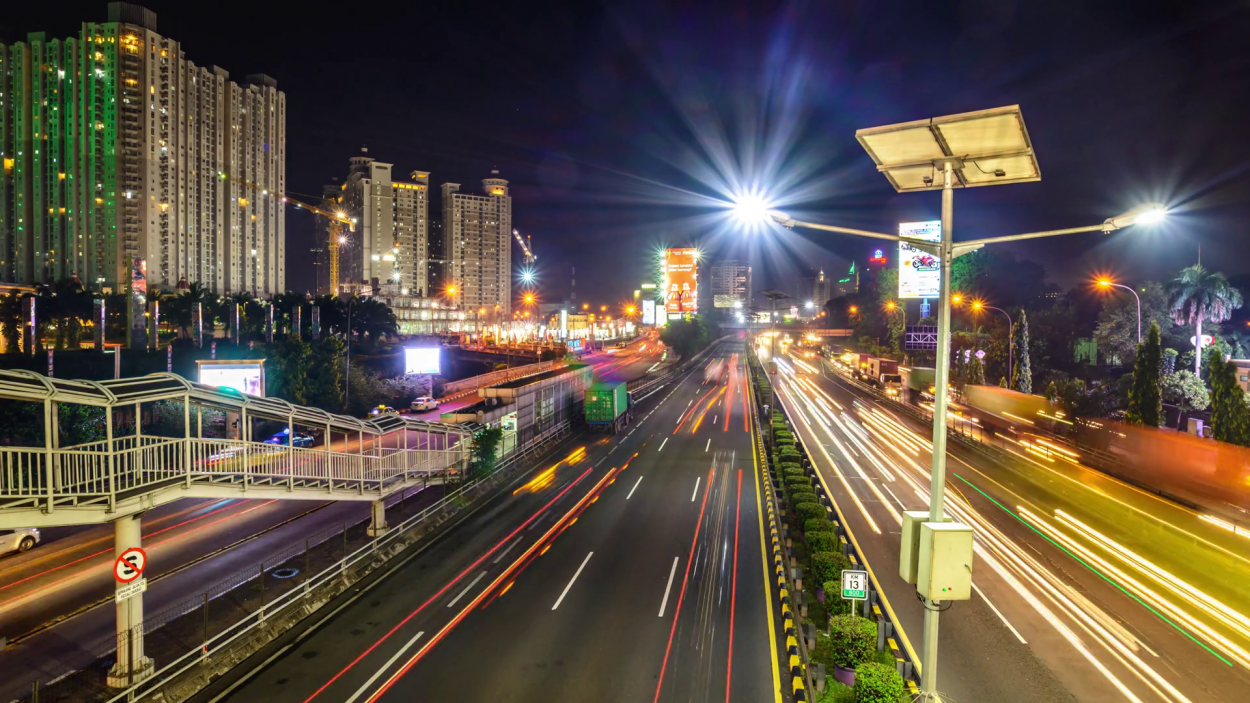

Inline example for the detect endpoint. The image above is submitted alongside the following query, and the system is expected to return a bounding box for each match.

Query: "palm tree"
[1168,264,1243,379]
[313,294,347,336]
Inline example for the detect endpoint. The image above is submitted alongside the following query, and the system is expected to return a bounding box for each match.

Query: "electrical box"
[898,511,930,584]
[917,522,974,601]
[899,511,950,585]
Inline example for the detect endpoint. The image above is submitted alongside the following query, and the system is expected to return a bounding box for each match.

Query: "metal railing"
[103,419,572,703]
[0,433,467,513]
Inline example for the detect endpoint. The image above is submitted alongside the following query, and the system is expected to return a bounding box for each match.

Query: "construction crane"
[512,228,536,264]
[218,172,355,293]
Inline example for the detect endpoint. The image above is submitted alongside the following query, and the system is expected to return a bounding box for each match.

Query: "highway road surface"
[770,347,1250,702]
[204,338,783,703]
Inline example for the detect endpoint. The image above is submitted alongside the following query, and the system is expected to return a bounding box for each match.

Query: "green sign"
[841,569,868,600]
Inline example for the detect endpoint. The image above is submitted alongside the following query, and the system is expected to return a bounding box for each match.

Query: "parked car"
[410,397,439,412]
[370,405,400,417]
[262,428,315,448]
[0,528,41,555]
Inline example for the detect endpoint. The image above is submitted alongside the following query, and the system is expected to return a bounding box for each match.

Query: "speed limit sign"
[114,547,147,584]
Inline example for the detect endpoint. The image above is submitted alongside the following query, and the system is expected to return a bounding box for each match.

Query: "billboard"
[664,248,698,314]
[404,347,441,375]
[713,294,740,309]
[642,299,656,325]
[198,361,265,396]
[898,221,942,299]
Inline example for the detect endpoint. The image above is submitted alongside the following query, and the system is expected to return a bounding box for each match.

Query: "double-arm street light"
[1097,278,1142,343]
[737,105,1166,700]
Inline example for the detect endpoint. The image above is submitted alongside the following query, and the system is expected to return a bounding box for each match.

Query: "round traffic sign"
[114,547,147,583]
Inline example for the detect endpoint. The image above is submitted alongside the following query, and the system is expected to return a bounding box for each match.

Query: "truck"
[865,358,899,387]
[899,366,935,403]
[844,353,874,380]
[585,381,631,433]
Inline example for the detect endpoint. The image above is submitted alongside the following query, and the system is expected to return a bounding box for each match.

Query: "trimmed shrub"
[786,476,813,492]
[795,502,826,523]
[852,662,905,703]
[807,532,838,554]
[779,462,804,473]
[789,491,818,506]
[822,581,856,617]
[779,445,801,457]
[805,518,836,535]
[774,437,796,446]
[783,467,808,479]
[812,550,853,585]
[828,614,877,668]
[774,429,794,440]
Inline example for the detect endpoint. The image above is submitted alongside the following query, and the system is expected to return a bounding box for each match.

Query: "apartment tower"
[442,170,511,314]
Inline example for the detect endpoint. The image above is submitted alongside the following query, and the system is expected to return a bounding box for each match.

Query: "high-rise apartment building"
[710,259,752,309]
[0,3,285,295]
[797,268,830,307]
[442,170,511,314]
[327,153,430,296]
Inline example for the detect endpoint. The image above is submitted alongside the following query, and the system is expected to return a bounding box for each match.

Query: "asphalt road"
[771,349,1250,702]
[208,339,783,703]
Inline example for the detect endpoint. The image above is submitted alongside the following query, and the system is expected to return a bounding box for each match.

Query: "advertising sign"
[642,299,656,325]
[404,347,441,375]
[198,361,266,396]
[664,248,698,314]
[899,221,941,299]
[713,294,739,309]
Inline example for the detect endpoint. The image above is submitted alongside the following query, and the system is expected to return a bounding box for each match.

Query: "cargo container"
[866,358,899,384]
[585,381,631,433]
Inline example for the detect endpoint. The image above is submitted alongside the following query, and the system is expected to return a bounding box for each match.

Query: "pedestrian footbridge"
[0,370,471,529]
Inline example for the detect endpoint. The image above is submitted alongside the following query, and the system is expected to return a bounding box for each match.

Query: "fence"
[438,360,560,400]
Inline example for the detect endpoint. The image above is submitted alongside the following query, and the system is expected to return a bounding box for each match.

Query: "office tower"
[710,259,752,308]
[797,268,830,307]
[334,152,430,296]
[0,3,285,295]
[442,170,511,313]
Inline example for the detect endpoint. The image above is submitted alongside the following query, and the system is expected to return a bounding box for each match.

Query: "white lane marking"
[627,475,644,500]
[659,556,680,617]
[552,552,594,610]
[344,630,426,703]
[447,571,487,608]
[972,582,1027,644]
[659,437,669,452]
[713,415,717,424]
[687,399,694,408]
[705,438,711,452]
[691,476,701,502]
[493,537,523,564]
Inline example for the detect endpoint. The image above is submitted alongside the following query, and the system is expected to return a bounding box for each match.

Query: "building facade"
[710,259,752,308]
[442,170,511,315]
[0,3,285,296]
[797,268,830,307]
[326,153,431,296]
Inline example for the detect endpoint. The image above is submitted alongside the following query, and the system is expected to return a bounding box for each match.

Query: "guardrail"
[628,334,737,402]
[101,420,573,703]
[751,348,923,698]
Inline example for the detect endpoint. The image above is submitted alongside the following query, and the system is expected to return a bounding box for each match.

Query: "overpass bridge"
[0,369,471,687]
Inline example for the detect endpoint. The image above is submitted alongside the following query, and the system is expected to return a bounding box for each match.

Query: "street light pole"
[1101,281,1142,343]
[977,304,1014,384]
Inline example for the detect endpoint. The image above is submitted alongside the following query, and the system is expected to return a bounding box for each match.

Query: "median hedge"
[806,532,838,555]
[795,502,826,523]
[828,614,877,669]
[786,476,813,493]
[805,518,836,535]
[811,550,853,585]
[780,462,804,473]
[789,491,819,507]
[774,429,794,440]
[779,446,802,459]
[852,662,905,703]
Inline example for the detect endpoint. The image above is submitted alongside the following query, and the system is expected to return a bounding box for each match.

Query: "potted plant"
[827,613,877,686]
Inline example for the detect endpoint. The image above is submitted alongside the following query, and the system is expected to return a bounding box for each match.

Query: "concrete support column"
[367,498,390,538]
[107,514,153,688]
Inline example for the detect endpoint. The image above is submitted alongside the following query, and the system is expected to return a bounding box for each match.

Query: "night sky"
[7,1,1250,304]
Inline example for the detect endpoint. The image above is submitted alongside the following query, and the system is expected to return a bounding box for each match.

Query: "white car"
[0,528,40,555]
[410,397,439,412]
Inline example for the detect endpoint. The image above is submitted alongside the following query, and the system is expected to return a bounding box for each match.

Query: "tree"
[267,336,311,405]
[1207,348,1250,446]
[468,427,505,480]
[660,315,714,359]
[1011,310,1032,394]
[1169,265,1243,379]
[306,337,346,412]
[350,297,399,346]
[1094,281,1173,366]
[1125,322,1163,427]
[0,292,27,352]
[1160,370,1210,428]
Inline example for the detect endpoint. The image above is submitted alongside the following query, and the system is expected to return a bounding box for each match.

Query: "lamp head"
[1106,203,1168,230]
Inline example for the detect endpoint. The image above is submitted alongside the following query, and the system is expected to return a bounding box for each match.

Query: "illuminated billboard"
[404,347,442,375]
[197,360,266,396]
[664,248,698,314]
[642,299,656,325]
[898,221,942,299]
